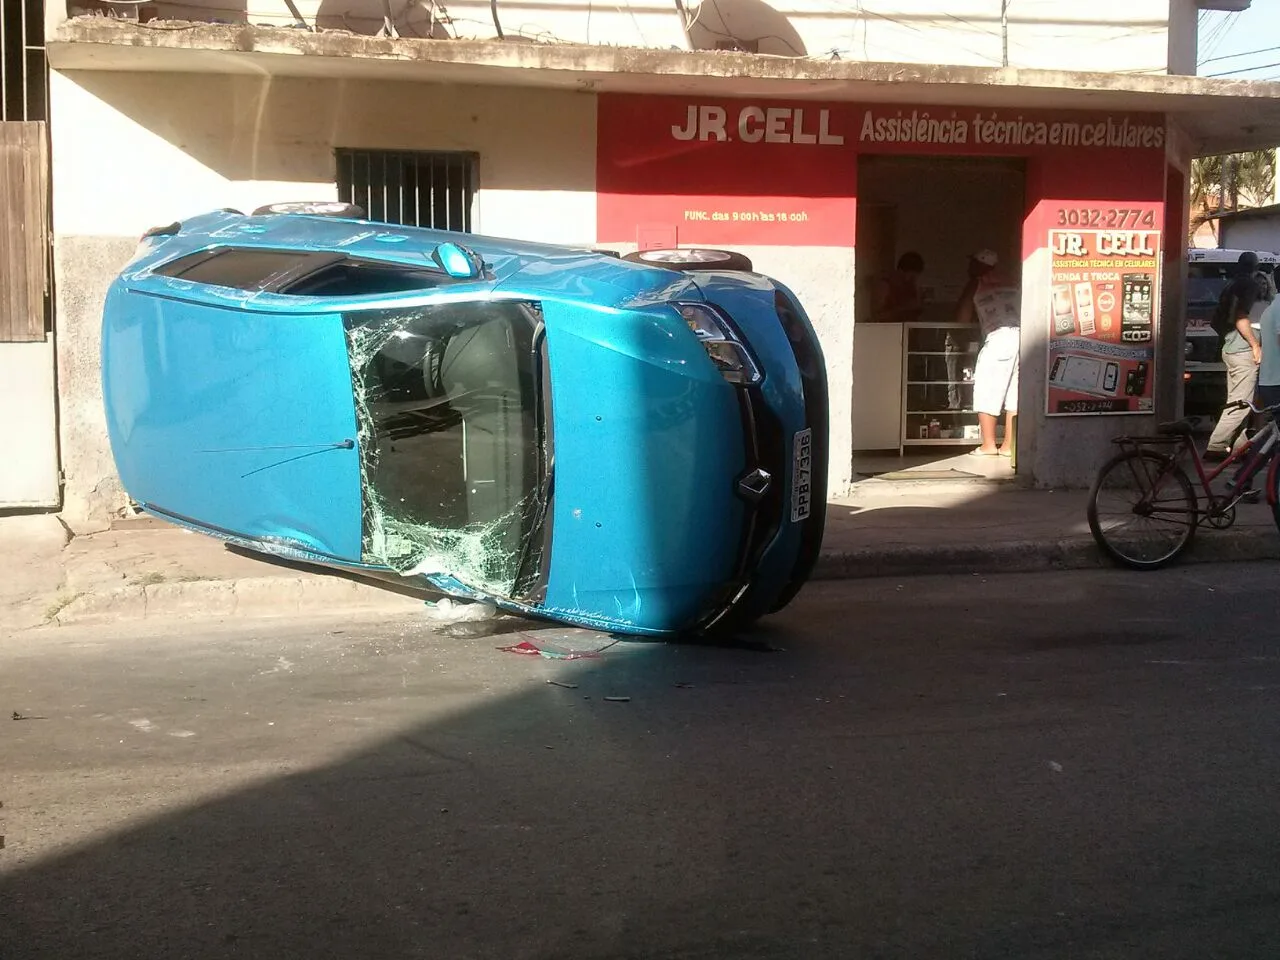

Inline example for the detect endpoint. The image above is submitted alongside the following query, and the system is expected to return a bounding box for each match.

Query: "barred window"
[2,0,45,122]
[336,149,477,232]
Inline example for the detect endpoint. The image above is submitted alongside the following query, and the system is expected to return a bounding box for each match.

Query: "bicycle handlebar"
[1224,398,1280,414]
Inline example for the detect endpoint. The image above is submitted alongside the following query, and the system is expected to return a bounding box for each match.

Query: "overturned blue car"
[101,203,828,638]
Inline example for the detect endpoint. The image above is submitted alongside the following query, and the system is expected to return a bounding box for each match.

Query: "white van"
[1184,248,1280,427]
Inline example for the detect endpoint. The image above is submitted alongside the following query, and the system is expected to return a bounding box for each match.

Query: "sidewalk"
[3,480,1277,631]
[822,479,1279,578]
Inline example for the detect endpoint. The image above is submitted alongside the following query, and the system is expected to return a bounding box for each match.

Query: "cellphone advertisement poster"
[1046,228,1159,416]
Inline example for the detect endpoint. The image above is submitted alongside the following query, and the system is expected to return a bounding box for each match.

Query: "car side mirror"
[433,242,485,280]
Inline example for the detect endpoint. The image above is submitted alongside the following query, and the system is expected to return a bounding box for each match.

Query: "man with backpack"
[1205,251,1264,460]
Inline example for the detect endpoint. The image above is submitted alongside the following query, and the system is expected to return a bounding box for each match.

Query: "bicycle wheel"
[1267,455,1280,535]
[1087,450,1198,569]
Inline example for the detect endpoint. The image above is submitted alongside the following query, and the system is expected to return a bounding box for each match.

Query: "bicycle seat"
[1157,419,1195,437]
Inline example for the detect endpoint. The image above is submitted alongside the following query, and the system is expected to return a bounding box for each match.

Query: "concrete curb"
[811,529,1280,581]
[810,537,1107,580]
[35,529,1280,627]
[52,574,425,626]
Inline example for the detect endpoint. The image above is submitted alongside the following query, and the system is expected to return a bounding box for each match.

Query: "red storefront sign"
[596,97,857,247]
[596,94,1168,247]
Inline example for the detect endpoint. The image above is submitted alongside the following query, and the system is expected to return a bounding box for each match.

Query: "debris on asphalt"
[499,640,552,657]
[545,679,579,689]
[498,628,621,660]
[603,696,632,703]
[1048,761,1064,773]
[423,598,499,623]
[439,620,507,640]
[674,682,695,689]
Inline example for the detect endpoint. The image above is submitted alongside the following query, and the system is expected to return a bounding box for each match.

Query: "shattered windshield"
[346,300,551,598]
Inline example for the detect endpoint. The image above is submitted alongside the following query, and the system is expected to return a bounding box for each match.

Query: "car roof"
[127,209,698,310]
[150,210,596,274]
[1187,247,1280,265]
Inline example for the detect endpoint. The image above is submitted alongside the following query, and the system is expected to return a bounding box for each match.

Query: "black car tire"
[251,201,367,219]
[622,248,754,272]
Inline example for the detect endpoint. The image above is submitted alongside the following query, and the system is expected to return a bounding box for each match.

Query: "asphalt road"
[3,565,1280,959]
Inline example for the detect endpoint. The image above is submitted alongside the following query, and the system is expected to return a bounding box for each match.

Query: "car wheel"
[251,200,367,219]
[622,248,754,272]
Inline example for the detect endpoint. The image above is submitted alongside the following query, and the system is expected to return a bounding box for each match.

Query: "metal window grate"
[336,149,477,231]
[1,0,47,122]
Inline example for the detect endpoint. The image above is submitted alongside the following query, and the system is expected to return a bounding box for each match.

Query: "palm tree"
[1190,151,1277,230]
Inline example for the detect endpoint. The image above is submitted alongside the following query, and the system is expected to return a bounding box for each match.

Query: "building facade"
[4,0,1279,529]
[1211,203,1280,253]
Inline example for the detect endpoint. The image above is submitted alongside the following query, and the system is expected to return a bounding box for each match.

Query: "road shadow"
[6,570,1280,958]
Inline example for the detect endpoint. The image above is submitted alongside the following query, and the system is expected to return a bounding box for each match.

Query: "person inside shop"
[955,249,1020,458]
[870,251,926,323]
[1205,251,1264,460]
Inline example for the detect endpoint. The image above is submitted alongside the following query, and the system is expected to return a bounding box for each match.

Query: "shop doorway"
[852,155,1026,481]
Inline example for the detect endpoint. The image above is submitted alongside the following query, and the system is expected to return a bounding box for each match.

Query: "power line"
[1200,44,1280,66]
[1199,11,1241,62]
[1206,60,1280,78]
[1198,11,1239,62]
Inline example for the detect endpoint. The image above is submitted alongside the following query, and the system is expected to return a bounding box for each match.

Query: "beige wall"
[114,0,1180,73]
[51,71,597,241]
[50,69,598,528]
[0,341,60,508]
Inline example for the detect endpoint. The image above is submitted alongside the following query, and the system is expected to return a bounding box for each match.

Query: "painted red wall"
[596,95,858,246]
[1022,151,1167,262]
[596,94,1169,250]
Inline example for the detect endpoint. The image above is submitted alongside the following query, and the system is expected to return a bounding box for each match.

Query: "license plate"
[791,428,812,522]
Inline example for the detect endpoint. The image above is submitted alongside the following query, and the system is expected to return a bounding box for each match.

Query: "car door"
[102,247,366,563]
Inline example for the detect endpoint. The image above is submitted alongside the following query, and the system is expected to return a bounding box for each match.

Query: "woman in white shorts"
[956,250,1020,458]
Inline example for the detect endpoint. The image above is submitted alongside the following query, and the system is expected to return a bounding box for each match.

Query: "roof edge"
[47,18,1280,102]
[1206,202,1280,222]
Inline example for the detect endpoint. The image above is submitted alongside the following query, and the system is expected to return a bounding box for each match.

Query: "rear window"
[1187,263,1231,306]
[154,248,320,291]
[152,246,449,297]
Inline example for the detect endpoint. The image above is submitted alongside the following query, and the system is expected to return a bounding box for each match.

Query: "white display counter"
[852,321,984,454]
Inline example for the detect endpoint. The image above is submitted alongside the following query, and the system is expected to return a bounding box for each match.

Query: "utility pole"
[1001,0,1009,67]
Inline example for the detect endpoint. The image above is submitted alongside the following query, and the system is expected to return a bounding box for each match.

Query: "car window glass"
[154,248,319,291]
[282,261,446,297]
[347,300,548,597]
[1187,263,1230,305]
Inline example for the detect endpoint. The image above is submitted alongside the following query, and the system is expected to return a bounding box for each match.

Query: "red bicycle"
[1087,398,1280,569]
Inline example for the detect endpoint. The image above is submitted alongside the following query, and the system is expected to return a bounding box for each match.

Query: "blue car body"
[101,209,828,637]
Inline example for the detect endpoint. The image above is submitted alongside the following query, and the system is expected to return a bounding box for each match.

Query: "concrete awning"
[48,18,1280,157]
